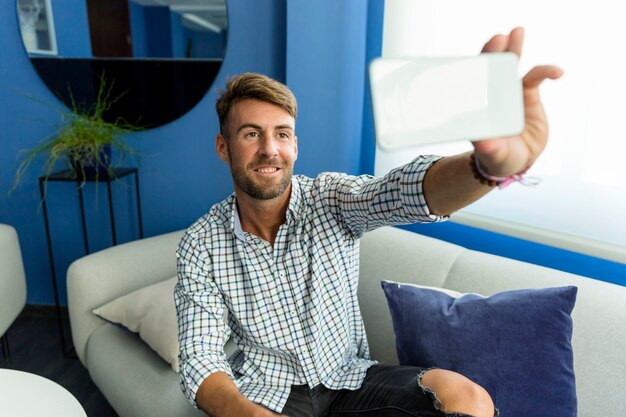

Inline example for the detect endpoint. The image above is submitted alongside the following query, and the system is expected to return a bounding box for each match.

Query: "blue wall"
[184,26,225,59]
[360,0,384,175]
[50,0,92,57]
[129,4,178,58]
[130,3,226,59]
[286,0,369,177]
[129,2,148,57]
[0,0,288,305]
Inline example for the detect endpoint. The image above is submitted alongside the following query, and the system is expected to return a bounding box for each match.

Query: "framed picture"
[17,0,57,55]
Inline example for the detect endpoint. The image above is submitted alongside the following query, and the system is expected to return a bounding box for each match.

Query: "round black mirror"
[16,0,227,128]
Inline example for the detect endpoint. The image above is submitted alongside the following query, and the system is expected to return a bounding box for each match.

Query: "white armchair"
[0,224,27,365]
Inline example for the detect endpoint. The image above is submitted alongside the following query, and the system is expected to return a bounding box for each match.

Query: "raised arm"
[423,27,563,215]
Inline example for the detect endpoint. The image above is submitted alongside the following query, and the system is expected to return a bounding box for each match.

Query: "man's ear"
[216,133,229,163]
[294,135,298,162]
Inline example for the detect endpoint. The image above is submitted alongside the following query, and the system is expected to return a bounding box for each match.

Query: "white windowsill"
[450,211,626,265]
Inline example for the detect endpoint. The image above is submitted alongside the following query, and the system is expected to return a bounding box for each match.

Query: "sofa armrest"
[0,224,27,336]
[67,230,184,364]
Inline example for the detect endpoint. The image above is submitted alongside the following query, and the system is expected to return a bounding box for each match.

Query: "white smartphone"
[369,52,524,150]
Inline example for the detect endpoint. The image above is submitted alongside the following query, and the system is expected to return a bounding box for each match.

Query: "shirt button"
[279,272,286,278]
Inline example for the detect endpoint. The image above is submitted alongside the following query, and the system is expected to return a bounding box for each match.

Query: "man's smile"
[254,166,280,174]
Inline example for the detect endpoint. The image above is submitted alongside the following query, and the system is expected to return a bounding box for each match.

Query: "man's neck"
[234,183,292,246]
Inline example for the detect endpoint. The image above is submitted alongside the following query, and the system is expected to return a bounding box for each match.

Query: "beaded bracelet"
[470,153,541,190]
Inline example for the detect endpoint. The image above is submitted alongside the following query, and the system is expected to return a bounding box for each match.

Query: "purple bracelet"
[470,153,541,189]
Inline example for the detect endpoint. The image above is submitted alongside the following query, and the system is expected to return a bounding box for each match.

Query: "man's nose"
[259,136,278,156]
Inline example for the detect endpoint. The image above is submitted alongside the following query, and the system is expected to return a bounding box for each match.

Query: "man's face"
[216,99,298,201]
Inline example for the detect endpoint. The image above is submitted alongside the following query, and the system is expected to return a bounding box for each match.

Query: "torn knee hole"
[417,369,447,413]
[416,369,498,417]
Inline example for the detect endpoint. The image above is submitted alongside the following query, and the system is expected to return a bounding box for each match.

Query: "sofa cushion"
[93,276,180,372]
[381,281,577,417]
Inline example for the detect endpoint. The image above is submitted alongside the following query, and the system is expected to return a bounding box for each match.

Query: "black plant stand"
[38,168,144,357]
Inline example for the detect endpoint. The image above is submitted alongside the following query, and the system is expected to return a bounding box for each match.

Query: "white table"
[0,369,87,417]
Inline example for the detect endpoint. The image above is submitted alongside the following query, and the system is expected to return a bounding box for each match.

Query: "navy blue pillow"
[381,281,577,417]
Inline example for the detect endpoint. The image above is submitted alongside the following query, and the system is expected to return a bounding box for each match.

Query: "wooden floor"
[0,306,118,417]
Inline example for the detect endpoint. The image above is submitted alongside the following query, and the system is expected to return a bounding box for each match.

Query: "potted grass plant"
[11,75,142,192]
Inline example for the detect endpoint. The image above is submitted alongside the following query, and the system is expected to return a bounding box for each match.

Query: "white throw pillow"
[93,276,180,372]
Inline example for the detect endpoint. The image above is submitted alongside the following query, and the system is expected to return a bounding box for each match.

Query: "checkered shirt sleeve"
[175,232,233,407]
[322,155,446,237]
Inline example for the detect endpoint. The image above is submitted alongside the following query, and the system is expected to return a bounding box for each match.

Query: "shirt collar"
[286,175,303,224]
[231,199,246,241]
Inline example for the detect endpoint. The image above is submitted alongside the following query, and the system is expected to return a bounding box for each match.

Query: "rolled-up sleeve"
[323,155,448,237]
[175,230,233,408]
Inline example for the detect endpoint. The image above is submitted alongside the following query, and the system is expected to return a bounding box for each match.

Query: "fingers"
[507,27,524,57]
[523,65,564,89]
[481,34,508,53]
[482,29,563,90]
[481,27,524,58]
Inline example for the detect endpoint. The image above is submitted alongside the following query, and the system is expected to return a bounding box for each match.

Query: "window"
[17,0,57,55]
[376,0,626,263]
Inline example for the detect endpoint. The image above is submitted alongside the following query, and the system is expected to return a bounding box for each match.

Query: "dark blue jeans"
[279,365,475,417]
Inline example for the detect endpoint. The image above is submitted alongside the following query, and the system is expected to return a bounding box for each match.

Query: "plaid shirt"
[175,155,445,412]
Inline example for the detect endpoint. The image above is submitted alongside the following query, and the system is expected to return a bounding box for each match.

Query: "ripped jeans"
[279,365,498,417]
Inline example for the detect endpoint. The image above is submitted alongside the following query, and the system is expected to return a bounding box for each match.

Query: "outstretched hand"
[473,27,563,177]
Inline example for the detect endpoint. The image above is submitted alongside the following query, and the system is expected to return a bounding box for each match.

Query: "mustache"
[248,158,283,169]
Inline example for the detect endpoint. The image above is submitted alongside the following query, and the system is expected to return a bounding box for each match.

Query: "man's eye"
[277,132,290,139]
[245,131,259,138]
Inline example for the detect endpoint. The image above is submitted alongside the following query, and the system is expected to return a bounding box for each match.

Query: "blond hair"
[216,73,297,136]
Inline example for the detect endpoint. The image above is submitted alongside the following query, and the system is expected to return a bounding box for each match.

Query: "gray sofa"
[67,226,626,417]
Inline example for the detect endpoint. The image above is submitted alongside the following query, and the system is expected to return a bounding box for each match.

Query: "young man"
[175,28,562,417]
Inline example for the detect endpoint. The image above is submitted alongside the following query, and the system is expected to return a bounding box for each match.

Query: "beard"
[229,157,293,200]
